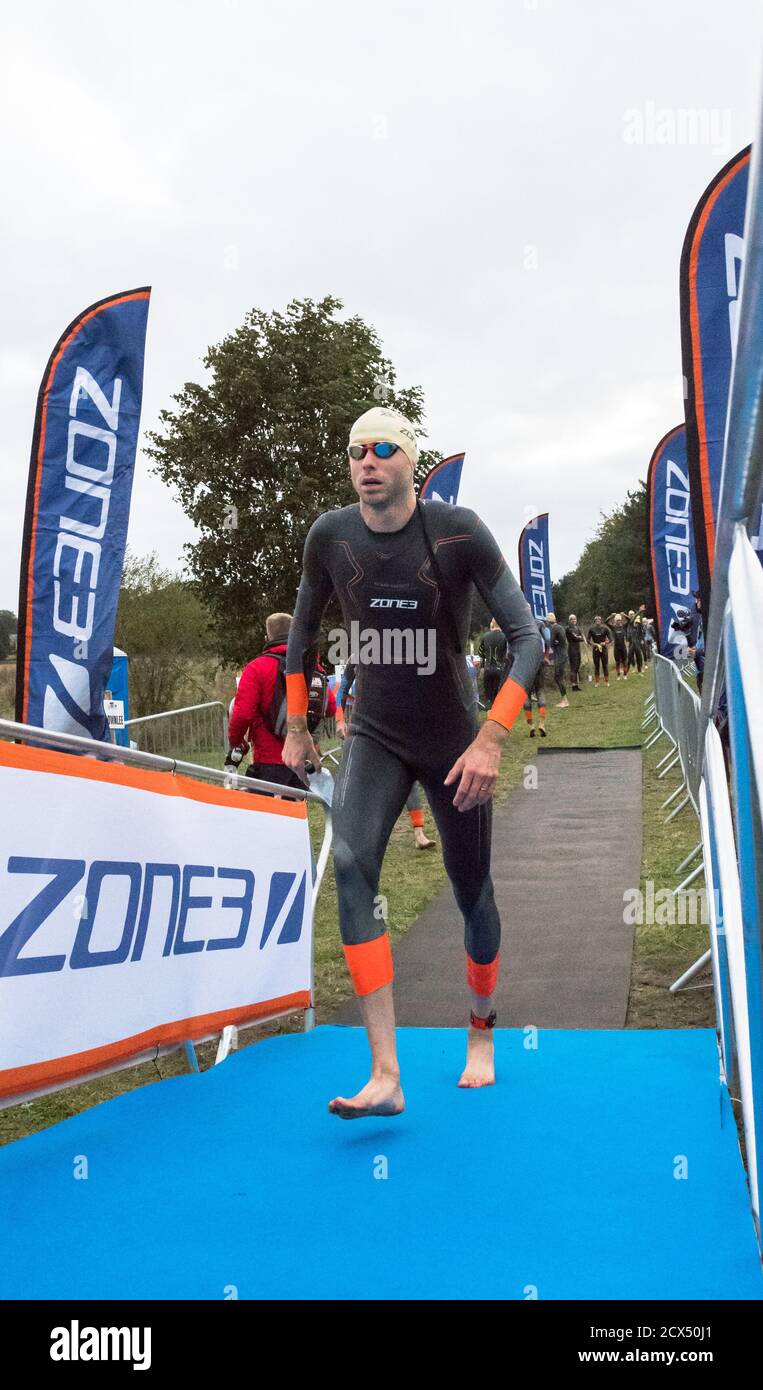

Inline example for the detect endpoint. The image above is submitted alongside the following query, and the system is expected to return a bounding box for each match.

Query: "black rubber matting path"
[332,747,642,1029]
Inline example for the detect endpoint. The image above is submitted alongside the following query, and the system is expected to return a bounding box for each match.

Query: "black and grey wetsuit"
[549,621,568,697]
[587,622,612,680]
[338,659,423,820]
[565,623,585,687]
[286,500,543,984]
[611,619,628,671]
[626,616,644,672]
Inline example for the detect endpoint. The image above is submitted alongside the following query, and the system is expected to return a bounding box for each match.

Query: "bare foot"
[414,830,436,850]
[458,1026,495,1088]
[328,1073,405,1119]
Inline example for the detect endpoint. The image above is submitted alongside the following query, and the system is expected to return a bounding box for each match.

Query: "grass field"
[0,656,714,1146]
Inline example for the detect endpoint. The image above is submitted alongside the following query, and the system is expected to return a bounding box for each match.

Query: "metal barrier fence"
[124,701,228,765]
[643,658,707,994]
[0,716,334,1106]
[645,653,702,822]
[125,703,338,768]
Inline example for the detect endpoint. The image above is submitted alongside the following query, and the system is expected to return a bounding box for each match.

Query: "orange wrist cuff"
[286,673,309,717]
[487,677,528,731]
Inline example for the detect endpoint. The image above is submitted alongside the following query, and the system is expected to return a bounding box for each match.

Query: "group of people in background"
[478,604,656,732]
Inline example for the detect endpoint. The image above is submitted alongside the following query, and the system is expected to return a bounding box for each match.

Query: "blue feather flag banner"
[518,513,553,619]
[680,146,750,614]
[419,452,465,505]
[15,288,151,739]
[646,424,699,657]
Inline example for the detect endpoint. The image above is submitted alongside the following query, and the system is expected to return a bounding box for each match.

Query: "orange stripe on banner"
[688,151,750,574]
[467,953,500,996]
[487,676,527,731]
[286,672,309,716]
[22,290,151,725]
[0,740,307,819]
[0,992,311,1099]
[343,935,394,996]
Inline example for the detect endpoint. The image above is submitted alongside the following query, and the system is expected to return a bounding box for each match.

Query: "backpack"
[261,651,328,739]
[306,667,329,734]
[261,648,288,739]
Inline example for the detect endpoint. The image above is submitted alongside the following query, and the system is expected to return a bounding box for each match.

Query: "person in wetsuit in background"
[522,618,548,736]
[336,660,436,850]
[610,612,628,679]
[282,406,543,1118]
[546,612,569,708]
[565,614,586,691]
[479,618,509,708]
[635,604,650,663]
[626,610,644,675]
[587,616,612,686]
[638,607,652,662]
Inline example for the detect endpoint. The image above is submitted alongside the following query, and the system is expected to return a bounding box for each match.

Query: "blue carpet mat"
[1,1026,761,1300]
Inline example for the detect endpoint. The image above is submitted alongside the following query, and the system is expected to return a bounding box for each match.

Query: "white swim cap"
[349,406,419,465]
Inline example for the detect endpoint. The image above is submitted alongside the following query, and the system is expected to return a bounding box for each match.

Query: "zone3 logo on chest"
[369,598,419,609]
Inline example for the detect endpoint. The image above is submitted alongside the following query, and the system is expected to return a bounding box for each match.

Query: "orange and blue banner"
[420,452,465,504]
[646,424,698,657]
[15,289,150,740]
[518,513,553,619]
[680,146,750,615]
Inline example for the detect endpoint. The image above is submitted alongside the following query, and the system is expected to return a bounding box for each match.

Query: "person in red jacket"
[227,612,336,789]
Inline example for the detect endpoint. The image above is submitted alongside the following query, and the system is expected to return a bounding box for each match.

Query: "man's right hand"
[282,728,321,786]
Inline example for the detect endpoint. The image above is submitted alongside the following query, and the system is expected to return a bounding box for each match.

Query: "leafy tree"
[0,610,17,662]
[115,552,215,717]
[146,296,440,665]
[553,483,650,622]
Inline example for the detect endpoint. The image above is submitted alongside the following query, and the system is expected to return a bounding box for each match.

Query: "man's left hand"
[444,722,506,812]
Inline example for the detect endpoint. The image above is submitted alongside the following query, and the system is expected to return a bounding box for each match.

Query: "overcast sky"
[1,0,762,612]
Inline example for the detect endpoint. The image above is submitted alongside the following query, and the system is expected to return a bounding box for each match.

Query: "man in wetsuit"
[282,406,543,1118]
[523,618,548,736]
[587,616,612,686]
[626,610,644,675]
[610,612,629,679]
[565,614,586,691]
[546,612,569,708]
[478,618,509,708]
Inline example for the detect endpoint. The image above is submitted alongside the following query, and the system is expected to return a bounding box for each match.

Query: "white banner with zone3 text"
[0,742,313,1101]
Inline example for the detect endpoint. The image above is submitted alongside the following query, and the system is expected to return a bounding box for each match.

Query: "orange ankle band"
[409,808,424,828]
[466,952,500,996]
[344,935,394,996]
